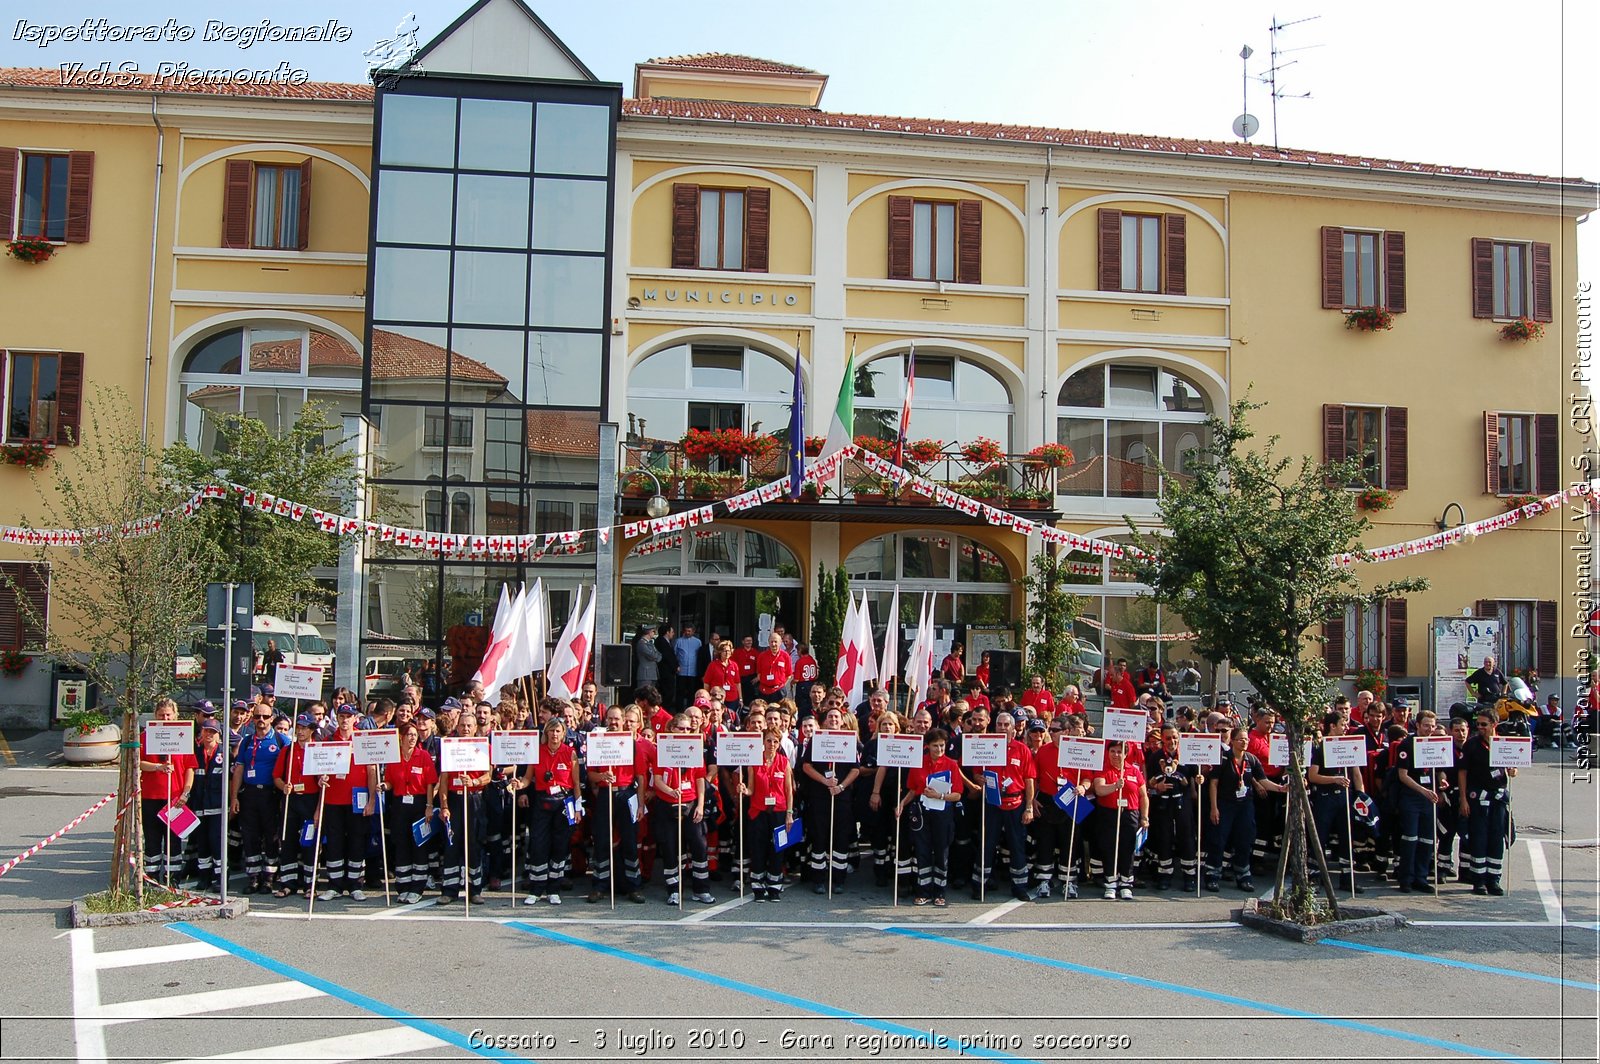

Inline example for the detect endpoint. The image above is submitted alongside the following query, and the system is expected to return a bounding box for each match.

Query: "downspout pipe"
[141,95,164,446]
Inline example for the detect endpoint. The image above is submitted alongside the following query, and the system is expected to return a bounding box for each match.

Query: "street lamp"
[635,468,670,519]
[1435,501,1466,531]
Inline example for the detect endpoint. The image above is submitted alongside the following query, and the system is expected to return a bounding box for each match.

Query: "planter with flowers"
[1,441,53,468]
[852,434,895,460]
[960,437,1005,466]
[1502,493,1542,511]
[7,238,55,265]
[905,439,945,464]
[1344,307,1394,332]
[1008,486,1052,510]
[852,474,889,505]
[1026,443,1075,469]
[0,648,32,677]
[62,707,121,765]
[1355,486,1394,512]
[804,435,827,457]
[1499,317,1544,343]
[1354,669,1386,700]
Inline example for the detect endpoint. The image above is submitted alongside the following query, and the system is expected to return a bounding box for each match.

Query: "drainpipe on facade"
[141,96,164,446]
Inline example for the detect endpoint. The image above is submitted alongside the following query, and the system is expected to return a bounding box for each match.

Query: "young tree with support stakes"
[1124,398,1424,923]
[810,565,849,683]
[12,391,209,901]
[1021,552,1087,690]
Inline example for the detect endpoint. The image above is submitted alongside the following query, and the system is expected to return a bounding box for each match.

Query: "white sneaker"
[1034,883,1052,899]
[666,892,680,906]
[692,892,715,904]
[522,894,541,906]
[349,890,367,902]
[398,892,419,904]
[1103,886,1116,900]
[547,894,562,905]
[1119,887,1134,900]
[317,889,338,902]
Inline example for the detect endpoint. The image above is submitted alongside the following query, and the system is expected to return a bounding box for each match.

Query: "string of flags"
[0,450,1588,568]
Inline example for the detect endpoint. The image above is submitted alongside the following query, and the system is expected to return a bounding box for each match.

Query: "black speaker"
[599,643,634,687]
[987,649,1022,693]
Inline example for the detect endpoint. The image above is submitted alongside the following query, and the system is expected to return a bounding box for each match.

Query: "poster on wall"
[1431,617,1502,708]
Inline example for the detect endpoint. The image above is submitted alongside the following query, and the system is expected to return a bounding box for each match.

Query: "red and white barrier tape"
[0,790,116,879]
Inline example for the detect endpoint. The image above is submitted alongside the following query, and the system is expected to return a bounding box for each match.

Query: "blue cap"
[258,683,274,696]
[200,719,222,733]
[336,703,358,716]
[441,697,463,710]
[295,714,315,728]
[193,699,217,715]
[232,700,249,710]
[419,708,437,719]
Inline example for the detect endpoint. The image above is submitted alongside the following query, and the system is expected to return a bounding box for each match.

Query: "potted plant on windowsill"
[1499,317,1544,342]
[1354,668,1386,701]
[1026,443,1075,469]
[1343,307,1394,332]
[852,474,889,505]
[0,648,32,677]
[906,439,945,464]
[1008,486,1052,510]
[62,707,122,765]
[7,238,55,264]
[1,441,53,468]
[960,437,1006,465]
[1354,486,1394,512]
[1502,493,1543,511]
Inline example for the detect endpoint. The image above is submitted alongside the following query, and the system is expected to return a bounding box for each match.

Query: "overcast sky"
[4,0,1594,287]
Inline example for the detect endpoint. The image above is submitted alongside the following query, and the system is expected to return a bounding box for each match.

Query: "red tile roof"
[643,54,817,75]
[527,409,599,458]
[371,329,504,384]
[0,66,371,101]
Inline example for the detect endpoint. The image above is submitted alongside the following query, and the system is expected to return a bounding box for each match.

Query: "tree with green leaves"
[1021,551,1087,689]
[15,391,209,899]
[161,402,359,617]
[1124,398,1425,922]
[810,564,850,682]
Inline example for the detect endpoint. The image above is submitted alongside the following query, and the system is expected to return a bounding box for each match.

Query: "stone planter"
[64,724,122,764]
[1235,896,1405,943]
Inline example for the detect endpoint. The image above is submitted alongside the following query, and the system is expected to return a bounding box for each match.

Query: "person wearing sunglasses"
[229,700,291,894]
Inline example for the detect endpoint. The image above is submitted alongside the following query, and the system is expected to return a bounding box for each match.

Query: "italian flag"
[821,338,855,458]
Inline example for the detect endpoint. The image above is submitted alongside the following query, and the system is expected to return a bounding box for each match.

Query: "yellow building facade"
[0,9,1593,724]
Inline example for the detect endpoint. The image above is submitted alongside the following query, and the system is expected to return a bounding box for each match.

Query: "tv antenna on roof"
[1260,13,1320,149]
[1232,45,1259,142]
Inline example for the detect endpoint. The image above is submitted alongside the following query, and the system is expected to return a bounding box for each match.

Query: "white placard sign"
[143,720,194,756]
[656,734,705,770]
[877,734,925,771]
[1432,616,1503,709]
[812,729,859,763]
[1412,735,1455,769]
[716,732,763,767]
[1177,734,1223,766]
[1268,736,1314,768]
[351,729,399,766]
[273,662,325,701]
[1489,735,1532,768]
[1102,708,1148,743]
[490,730,540,766]
[586,732,633,768]
[1059,736,1106,771]
[440,735,490,773]
[302,740,351,776]
[1322,735,1369,770]
[961,733,1007,767]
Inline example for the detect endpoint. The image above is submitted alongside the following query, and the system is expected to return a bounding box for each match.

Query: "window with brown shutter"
[0,562,49,650]
[1322,616,1346,673]
[892,198,974,283]
[956,199,982,285]
[1097,208,1122,292]
[1382,231,1405,312]
[670,182,771,273]
[64,151,93,243]
[1163,213,1186,296]
[1482,411,1501,494]
[1536,600,1557,677]
[1322,403,1346,465]
[1321,226,1404,311]
[6,150,93,243]
[1385,598,1408,677]
[221,158,312,250]
[55,351,83,446]
[1323,404,1404,490]
[1472,238,1549,320]
[0,148,17,239]
[887,195,913,280]
[1471,237,1496,318]
[1098,208,1186,294]
[1530,242,1553,323]
[3,351,82,445]
[1479,600,1559,677]
[1384,406,1408,491]
[1485,411,1557,496]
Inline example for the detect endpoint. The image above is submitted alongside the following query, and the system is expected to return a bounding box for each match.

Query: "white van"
[253,615,334,673]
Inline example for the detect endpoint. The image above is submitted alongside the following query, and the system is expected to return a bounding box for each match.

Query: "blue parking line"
[171,924,539,1063]
[1322,938,1600,992]
[883,926,1553,1064]
[506,921,1043,1064]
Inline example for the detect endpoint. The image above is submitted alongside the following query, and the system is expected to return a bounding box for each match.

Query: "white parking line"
[968,899,1027,924]
[680,894,752,922]
[90,941,227,969]
[248,909,1241,931]
[1524,840,1566,924]
[69,929,106,1064]
[92,981,324,1024]
[157,1026,446,1063]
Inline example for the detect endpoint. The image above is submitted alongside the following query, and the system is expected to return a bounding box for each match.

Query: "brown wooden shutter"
[0,562,49,649]
[1322,403,1346,464]
[956,199,982,285]
[222,160,253,249]
[1383,230,1406,313]
[55,352,83,446]
[294,157,312,252]
[670,183,699,269]
[1097,208,1122,292]
[1320,226,1345,309]
[1162,213,1187,295]
[0,149,19,238]
[1531,241,1553,323]
[886,195,913,280]
[1384,406,1408,491]
[1471,237,1495,318]
[1483,411,1501,494]
[1534,413,1559,494]
[63,151,93,243]
[1385,598,1408,678]
[1536,600,1558,677]
[1322,617,1346,673]
[1474,600,1496,619]
[743,186,770,273]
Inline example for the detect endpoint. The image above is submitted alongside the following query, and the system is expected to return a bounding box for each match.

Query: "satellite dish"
[1232,113,1260,140]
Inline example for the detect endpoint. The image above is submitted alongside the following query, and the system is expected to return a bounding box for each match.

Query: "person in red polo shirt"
[651,712,714,905]
[731,636,761,705]
[704,641,743,710]
[1056,683,1088,717]
[745,727,794,901]
[970,711,1036,902]
[756,633,793,700]
[584,706,648,904]
[378,721,437,903]
[1092,741,1148,899]
[316,705,378,902]
[516,717,581,905]
[138,697,196,884]
[1103,660,1138,709]
[1244,706,1285,874]
[1020,675,1055,719]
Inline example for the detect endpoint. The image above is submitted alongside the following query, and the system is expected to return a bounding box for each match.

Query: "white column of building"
[808,160,851,584]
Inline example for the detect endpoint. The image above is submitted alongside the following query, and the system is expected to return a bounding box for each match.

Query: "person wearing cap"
[379,721,437,903]
[187,719,228,891]
[272,714,320,897]
[316,704,378,902]
[138,698,196,884]
[230,697,292,894]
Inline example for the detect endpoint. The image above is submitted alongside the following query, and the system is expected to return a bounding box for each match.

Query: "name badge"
[401,794,415,805]
[1057,777,1066,789]
[765,673,775,682]
[765,795,777,806]
[1235,783,1248,799]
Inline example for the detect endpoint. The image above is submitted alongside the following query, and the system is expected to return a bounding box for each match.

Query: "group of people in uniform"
[134,660,1541,907]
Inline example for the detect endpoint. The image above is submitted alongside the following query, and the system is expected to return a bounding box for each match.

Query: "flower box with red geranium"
[853,435,894,459]
[1354,668,1386,699]
[906,439,945,464]
[1026,443,1074,469]
[960,437,1005,465]
[0,441,53,468]
[1344,307,1394,332]
[0,648,33,677]
[7,238,54,264]
[1502,493,1542,511]
[1499,317,1544,342]
[1355,486,1394,512]
[804,435,826,457]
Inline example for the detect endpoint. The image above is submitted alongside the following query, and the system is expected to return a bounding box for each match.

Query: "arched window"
[1055,363,1210,499]
[626,341,796,445]
[853,351,1013,448]
[179,324,362,454]
[843,532,1013,626]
